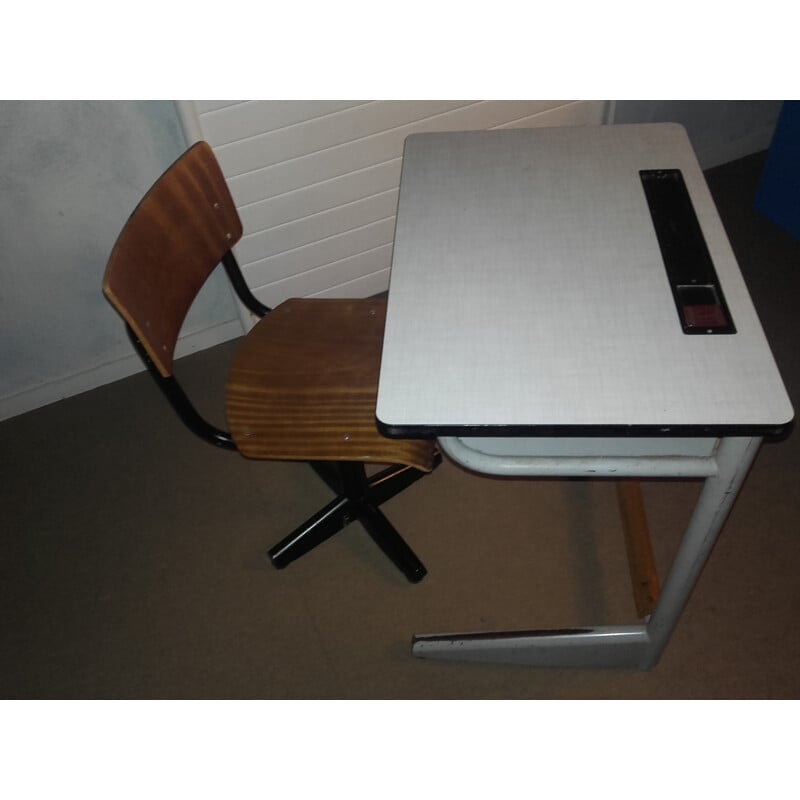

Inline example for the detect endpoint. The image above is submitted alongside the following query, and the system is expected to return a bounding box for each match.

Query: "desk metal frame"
[377,125,793,669]
[412,435,760,669]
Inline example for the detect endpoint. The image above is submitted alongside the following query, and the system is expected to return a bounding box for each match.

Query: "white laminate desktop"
[377,124,792,436]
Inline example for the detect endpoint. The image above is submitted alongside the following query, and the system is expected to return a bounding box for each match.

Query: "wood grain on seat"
[226,298,436,472]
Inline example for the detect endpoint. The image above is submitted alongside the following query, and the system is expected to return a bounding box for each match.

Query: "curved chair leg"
[268,460,432,582]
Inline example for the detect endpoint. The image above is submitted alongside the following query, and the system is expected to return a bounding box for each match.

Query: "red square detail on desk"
[683,304,727,328]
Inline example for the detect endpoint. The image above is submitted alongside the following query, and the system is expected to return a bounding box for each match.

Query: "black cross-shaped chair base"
[268,458,439,583]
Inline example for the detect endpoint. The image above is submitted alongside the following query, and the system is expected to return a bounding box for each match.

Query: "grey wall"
[0,101,240,421]
[612,100,783,169]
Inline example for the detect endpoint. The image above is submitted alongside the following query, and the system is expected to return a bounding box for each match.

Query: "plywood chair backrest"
[103,141,242,377]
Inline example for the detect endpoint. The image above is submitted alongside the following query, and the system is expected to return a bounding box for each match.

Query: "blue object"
[755,101,800,240]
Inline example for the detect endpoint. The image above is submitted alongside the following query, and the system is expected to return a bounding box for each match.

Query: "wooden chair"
[102,141,439,583]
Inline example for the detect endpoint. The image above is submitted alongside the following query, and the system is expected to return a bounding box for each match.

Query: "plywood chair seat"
[227,297,433,471]
[103,141,439,583]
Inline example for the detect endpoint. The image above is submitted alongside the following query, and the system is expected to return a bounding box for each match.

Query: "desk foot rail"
[412,625,652,669]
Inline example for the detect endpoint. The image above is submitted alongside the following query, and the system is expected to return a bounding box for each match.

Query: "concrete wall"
[0,101,241,421]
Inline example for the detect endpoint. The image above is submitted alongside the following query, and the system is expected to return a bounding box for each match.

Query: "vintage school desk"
[376,124,793,668]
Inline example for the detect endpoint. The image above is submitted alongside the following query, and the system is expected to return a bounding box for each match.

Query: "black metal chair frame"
[127,250,438,583]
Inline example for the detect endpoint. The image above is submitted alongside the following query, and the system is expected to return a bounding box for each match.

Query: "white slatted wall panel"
[178,100,608,328]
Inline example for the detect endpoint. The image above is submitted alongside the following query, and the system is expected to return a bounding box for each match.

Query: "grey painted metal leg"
[412,437,762,669]
[641,436,762,668]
